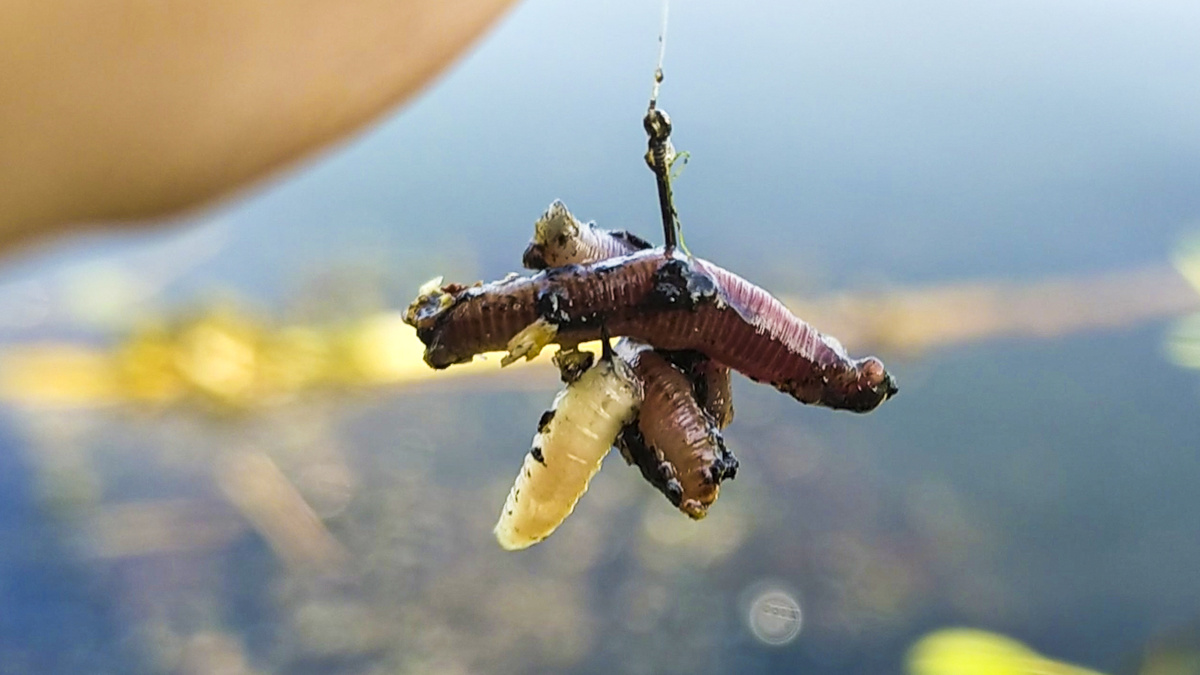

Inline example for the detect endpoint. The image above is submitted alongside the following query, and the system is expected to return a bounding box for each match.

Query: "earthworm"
[519,202,738,514]
[521,200,653,271]
[659,349,735,429]
[405,248,897,413]
[613,340,736,519]
[548,342,736,518]
[521,200,733,427]
[493,340,642,550]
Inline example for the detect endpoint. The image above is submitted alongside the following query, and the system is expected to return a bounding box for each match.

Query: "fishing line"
[644,0,692,255]
[650,0,669,109]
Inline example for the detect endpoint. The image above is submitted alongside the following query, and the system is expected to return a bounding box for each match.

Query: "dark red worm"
[524,201,738,515]
[613,340,736,519]
[521,201,733,428]
[657,349,735,429]
[521,200,655,271]
[405,248,897,413]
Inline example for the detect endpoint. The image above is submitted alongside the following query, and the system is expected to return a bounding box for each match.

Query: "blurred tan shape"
[82,500,246,559]
[179,632,257,675]
[786,265,1199,356]
[216,450,346,569]
[0,0,519,250]
[908,628,1107,675]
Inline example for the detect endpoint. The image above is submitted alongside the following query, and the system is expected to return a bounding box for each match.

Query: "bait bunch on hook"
[402,75,897,550]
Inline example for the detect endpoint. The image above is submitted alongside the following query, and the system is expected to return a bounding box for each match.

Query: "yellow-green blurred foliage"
[0,303,530,412]
[907,629,1106,675]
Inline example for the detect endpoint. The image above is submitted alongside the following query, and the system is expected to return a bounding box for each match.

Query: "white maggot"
[494,349,641,550]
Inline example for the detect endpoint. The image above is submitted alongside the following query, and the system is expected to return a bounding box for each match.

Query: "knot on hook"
[643,108,672,145]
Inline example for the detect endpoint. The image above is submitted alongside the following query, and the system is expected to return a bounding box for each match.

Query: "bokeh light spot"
[747,589,802,646]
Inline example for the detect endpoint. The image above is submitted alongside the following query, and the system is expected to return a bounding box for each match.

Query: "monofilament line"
[644,0,687,252]
[649,0,669,109]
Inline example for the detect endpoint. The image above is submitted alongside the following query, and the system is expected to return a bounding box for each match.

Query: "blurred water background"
[2,1,1200,673]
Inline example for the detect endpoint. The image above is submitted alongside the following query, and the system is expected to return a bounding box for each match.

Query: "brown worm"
[404,248,897,413]
[657,348,735,429]
[613,340,736,519]
[522,201,738,515]
[521,199,655,271]
[548,344,734,517]
[521,200,733,427]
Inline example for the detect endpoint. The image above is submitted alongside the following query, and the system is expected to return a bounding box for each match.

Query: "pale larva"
[494,343,642,550]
